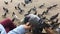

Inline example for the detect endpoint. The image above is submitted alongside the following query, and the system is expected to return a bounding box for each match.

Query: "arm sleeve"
[8,25,26,34]
[0,24,7,34]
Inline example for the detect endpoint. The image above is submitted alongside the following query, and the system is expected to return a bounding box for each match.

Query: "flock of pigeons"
[2,0,59,26]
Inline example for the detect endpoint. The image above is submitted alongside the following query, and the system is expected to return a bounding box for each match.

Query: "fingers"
[24,23,31,30]
[26,22,32,26]
[26,22,30,26]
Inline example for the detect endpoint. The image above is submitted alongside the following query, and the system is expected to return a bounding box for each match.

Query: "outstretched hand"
[24,22,32,30]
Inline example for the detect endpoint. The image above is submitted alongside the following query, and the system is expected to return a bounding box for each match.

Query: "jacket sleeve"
[8,25,26,34]
[0,24,7,34]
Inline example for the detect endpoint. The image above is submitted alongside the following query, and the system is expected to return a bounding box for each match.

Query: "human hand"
[24,22,32,30]
[45,27,55,34]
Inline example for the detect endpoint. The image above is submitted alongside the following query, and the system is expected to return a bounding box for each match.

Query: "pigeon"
[52,4,57,7]
[15,3,24,14]
[41,11,46,16]
[28,9,32,14]
[2,13,7,18]
[12,15,20,22]
[12,12,15,16]
[21,3,26,7]
[24,9,32,16]
[47,6,52,10]
[15,6,18,10]
[42,17,46,19]
[52,23,60,29]
[50,13,59,20]
[18,9,24,14]
[4,1,8,5]
[47,4,58,10]
[3,7,7,10]
[44,9,49,14]
[31,6,37,12]
[42,5,57,15]
[51,19,59,25]
[24,14,29,16]
[5,9,8,14]
[39,3,45,8]
[38,14,42,18]
[3,7,9,13]
[18,5,21,10]
[16,3,20,10]
[29,0,32,3]
[12,18,15,22]
[17,5,24,14]
[25,0,32,4]
[55,19,59,23]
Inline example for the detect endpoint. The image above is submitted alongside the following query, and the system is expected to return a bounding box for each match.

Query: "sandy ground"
[0,0,60,25]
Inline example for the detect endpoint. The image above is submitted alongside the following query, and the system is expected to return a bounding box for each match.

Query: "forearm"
[8,25,26,34]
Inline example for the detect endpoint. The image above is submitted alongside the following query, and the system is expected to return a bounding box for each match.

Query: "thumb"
[26,22,30,26]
